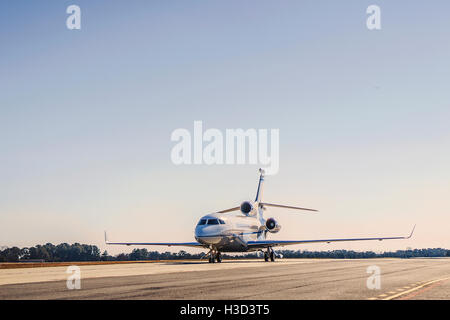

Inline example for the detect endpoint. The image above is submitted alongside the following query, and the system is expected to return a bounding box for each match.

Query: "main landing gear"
[264,247,275,262]
[208,250,222,263]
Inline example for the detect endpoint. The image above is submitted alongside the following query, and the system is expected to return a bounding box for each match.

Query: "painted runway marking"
[382,277,450,300]
[368,277,450,300]
[399,281,444,300]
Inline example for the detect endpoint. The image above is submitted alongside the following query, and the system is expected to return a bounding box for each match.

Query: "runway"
[1,258,449,299]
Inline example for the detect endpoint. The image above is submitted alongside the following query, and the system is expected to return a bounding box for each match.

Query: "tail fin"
[255,168,265,202]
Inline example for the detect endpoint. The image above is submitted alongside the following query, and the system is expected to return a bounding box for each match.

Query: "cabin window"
[198,219,207,225]
[207,219,219,225]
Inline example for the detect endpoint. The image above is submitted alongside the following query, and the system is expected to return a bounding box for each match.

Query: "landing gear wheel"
[209,255,215,263]
[264,252,269,262]
[216,253,222,263]
[270,250,275,262]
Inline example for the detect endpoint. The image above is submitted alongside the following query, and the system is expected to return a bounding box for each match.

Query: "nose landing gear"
[207,249,222,263]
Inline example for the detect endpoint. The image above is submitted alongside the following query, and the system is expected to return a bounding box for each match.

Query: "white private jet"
[105,169,415,263]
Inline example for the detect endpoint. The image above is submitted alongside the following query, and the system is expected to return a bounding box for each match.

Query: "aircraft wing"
[104,232,207,248]
[247,225,416,249]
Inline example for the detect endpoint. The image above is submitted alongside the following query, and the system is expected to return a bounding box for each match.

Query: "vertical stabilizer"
[255,168,265,203]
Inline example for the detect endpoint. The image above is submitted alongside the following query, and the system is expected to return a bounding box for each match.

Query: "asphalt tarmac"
[1,258,449,299]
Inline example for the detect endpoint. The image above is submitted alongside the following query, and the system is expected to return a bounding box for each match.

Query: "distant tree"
[2,247,21,262]
[129,249,149,260]
[116,253,129,261]
[2,244,450,262]
[101,250,113,261]
[148,251,161,260]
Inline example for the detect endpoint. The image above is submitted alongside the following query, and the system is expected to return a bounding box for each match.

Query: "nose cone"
[195,224,222,245]
[194,224,204,238]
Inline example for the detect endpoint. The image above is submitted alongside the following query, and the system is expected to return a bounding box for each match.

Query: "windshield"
[198,219,207,225]
[207,219,219,225]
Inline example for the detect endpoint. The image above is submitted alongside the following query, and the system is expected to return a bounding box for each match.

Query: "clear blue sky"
[1,1,449,254]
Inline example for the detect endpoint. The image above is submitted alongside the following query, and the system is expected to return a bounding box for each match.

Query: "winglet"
[407,225,416,239]
[104,231,109,244]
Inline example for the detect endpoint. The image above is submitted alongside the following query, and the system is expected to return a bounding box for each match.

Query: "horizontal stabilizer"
[217,206,240,213]
[261,202,318,212]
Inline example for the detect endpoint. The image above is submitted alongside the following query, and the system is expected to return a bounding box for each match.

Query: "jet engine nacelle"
[265,218,281,233]
[240,201,257,217]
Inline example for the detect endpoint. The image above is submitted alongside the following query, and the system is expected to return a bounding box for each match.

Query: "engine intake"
[265,218,281,233]
[240,201,256,216]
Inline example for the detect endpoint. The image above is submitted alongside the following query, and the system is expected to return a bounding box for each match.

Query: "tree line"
[0,243,101,262]
[1,243,449,262]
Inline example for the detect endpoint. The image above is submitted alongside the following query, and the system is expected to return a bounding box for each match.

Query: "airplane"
[105,169,415,263]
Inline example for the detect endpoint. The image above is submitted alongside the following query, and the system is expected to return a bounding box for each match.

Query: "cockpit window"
[219,219,225,224]
[207,219,219,225]
[198,219,207,225]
